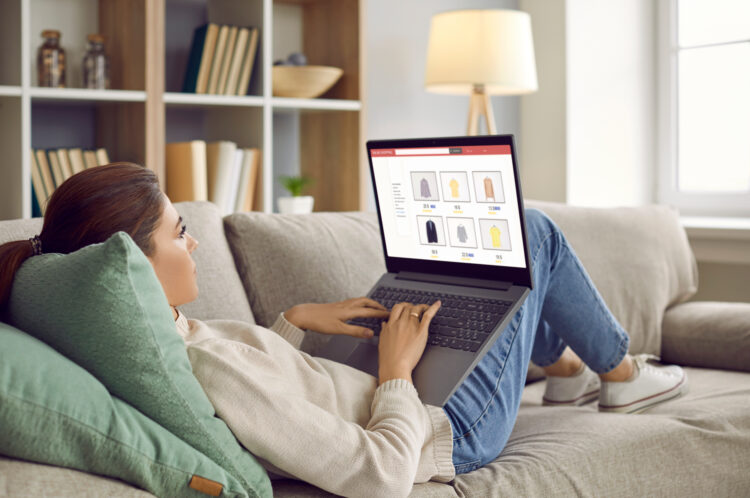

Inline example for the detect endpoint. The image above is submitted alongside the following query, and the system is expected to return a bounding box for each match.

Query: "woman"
[0,164,687,497]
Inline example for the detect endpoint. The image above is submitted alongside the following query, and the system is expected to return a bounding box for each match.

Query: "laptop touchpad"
[348,343,379,377]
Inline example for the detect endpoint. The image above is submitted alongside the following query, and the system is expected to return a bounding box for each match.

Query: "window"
[658,0,750,216]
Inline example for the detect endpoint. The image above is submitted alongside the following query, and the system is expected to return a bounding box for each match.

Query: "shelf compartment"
[271,107,360,212]
[30,87,147,103]
[29,0,147,91]
[164,92,264,108]
[272,0,359,101]
[166,105,263,149]
[166,104,265,212]
[32,100,147,167]
[165,0,264,97]
[272,97,361,112]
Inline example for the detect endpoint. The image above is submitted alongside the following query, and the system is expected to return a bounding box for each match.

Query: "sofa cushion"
[526,200,698,355]
[662,301,750,373]
[224,211,385,355]
[175,201,255,324]
[0,217,43,245]
[0,322,249,497]
[452,367,750,497]
[6,232,271,498]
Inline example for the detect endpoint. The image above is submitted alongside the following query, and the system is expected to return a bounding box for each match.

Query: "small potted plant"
[277,174,315,214]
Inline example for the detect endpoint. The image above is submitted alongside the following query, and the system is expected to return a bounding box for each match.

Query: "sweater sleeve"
[269,312,305,349]
[187,341,429,498]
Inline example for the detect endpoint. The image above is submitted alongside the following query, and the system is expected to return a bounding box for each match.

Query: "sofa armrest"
[661,301,750,372]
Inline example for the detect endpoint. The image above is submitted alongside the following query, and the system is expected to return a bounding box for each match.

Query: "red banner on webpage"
[371,145,510,157]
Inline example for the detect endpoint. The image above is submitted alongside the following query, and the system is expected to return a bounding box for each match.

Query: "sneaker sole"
[542,389,600,407]
[598,374,688,414]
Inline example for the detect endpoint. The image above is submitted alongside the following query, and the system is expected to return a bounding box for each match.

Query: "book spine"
[217,26,238,95]
[196,24,220,94]
[47,150,65,188]
[34,149,56,201]
[236,28,259,96]
[56,149,73,180]
[31,184,43,218]
[30,149,48,216]
[207,25,230,94]
[182,24,209,93]
[95,148,110,166]
[224,27,249,96]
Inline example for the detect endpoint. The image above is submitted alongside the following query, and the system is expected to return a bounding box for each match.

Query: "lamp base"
[467,84,497,136]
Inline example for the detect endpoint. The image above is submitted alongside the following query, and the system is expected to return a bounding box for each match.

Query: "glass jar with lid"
[37,30,66,87]
[82,34,109,89]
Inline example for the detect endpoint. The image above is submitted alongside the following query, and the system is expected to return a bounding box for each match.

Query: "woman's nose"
[188,234,199,253]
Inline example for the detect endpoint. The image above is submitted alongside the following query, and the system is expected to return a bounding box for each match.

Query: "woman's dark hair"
[0,162,164,310]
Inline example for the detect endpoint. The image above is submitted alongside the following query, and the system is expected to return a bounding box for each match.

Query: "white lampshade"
[425,9,538,95]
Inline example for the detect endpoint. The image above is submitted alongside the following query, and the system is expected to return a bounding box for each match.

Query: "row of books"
[182,23,259,96]
[31,147,110,215]
[166,141,261,215]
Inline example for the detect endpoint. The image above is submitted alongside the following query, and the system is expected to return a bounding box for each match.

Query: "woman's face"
[147,196,199,310]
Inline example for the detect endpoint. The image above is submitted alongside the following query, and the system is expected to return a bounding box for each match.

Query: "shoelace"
[632,354,667,377]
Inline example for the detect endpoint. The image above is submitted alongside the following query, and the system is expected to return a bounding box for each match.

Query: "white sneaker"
[542,362,601,407]
[598,354,688,414]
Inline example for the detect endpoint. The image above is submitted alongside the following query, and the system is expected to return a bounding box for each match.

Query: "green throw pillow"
[7,232,271,498]
[0,322,249,497]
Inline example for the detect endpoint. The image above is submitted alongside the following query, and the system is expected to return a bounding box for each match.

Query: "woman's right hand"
[377,300,441,385]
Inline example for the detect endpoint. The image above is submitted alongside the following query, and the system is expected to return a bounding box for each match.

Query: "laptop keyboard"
[348,286,513,352]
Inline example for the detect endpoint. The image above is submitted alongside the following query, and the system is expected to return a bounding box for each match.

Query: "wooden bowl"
[272,65,344,98]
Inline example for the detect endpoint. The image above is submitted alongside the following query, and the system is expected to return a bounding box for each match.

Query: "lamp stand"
[467,84,497,136]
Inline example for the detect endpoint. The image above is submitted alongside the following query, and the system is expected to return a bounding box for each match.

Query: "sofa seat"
[451,367,750,497]
[269,367,750,497]
[0,456,154,497]
[6,367,745,498]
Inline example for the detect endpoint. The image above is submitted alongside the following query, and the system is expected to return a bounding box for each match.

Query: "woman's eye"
[179,224,187,238]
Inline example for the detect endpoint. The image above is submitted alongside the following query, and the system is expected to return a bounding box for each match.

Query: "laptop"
[318,135,533,406]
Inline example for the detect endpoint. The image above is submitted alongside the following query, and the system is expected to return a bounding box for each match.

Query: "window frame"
[657,0,750,217]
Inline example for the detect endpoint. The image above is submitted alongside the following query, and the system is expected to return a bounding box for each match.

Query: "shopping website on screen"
[371,145,527,269]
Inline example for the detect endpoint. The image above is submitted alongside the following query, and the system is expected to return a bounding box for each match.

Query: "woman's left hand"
[284,297,391,338]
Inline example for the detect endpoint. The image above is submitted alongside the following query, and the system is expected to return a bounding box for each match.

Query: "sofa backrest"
[223,211,385,355]
[525,200,698,355]
[0,218,44,247]
[2,199,698,358]
[222,201,698,357]
[0,202,255,325]
[174,202,255,324]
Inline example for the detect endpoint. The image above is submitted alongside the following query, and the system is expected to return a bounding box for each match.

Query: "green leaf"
[278,175,314,197]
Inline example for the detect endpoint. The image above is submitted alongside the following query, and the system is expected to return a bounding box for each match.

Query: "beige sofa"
[1,199,749,497]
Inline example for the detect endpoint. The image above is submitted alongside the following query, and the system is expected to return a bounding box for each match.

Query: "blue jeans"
[443,208,630,474]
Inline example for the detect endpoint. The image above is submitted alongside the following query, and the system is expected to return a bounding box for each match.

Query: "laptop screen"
[370,138,526,268]
[369,137,529,276]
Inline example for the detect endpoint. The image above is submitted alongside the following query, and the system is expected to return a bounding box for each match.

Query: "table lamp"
[425,9,538,135]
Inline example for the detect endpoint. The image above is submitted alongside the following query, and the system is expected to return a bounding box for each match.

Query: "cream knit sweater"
[175,312,455,498]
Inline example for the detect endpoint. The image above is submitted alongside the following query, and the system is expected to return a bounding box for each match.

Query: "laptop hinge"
[395,271,513,291]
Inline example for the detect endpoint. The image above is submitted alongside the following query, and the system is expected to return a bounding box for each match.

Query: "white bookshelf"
[0,0,365,220]
[271,97,361,111]
[0,86,23,97]
[29,88,147,102]
[163,93,264,107]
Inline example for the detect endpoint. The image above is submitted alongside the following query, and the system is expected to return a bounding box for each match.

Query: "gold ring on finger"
[410,312,420,318]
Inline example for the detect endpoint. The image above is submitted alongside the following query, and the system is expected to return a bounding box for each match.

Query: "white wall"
[520,0,657,207]
[566,0,656,207]
[518,0,567,202]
